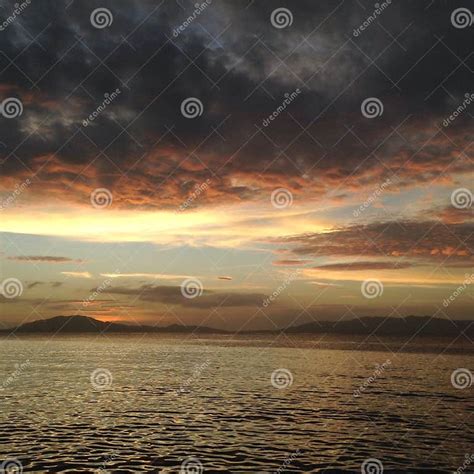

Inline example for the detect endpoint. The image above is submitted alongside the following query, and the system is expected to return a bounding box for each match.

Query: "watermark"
[361,97,383,118]
[353,178,391,217]
[276,449,301,474]
[442,273,473,307]
[90,368,113,391]
[176,359,210,394]
[451,368,473,390]
[0,0,31,31]
[82,270,120,308]
[361,458,383,474]
[0,97,23,119]
[271,368,293,389]
[0,278,24,299]
[181,97,203,118]
[90,8,113,29]
[270,8,293,29]
[451,8,473,29]
[361,279,383,299]
[0,178,31,211]
[262,88,301,127]
[82,89,121,127]
[353,359,391,397]
[181,278,204,299]
[0,459,23,474]
[180,457,203,474]
[270,188,293,209]
[1,360,31,391]
[90,188,113,209]
[353,1,392,37]
[443,93,474,127]
[262,270,299,307]
[456,454,474,474]
[172,0,213,37]
[96,452,118,474]
[177,179,211,212]
[451,188,472,209]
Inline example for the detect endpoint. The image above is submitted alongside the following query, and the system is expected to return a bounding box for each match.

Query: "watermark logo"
[271,368,293,389]
[442,273,473,307]
[0,98,23,119]
[353,360,391,397]
[96,452,118,474]
[451,188,472,209]
[180,457,203,474]
[0,459,23,474]
[271,188,293,209]
[262,88,301,127]
[263,270,299,307]
[361,458,383,474]
[270,8,293,29]
[1,360,31,391]
[90,368,113,391]
[181,97,203,118]
[361,279,383,299]
[82,270,120,308]
[443,93,474,127]
[90,8,113,29]
[361,97,383,118]
[176,359,210,394]
[353,1,392,37]
[451,8,473,29]
[0,278,23,299]
[353,178,391,217]
[0,0,31,31]
[83,89,121,127]
[172,0,213,37]
[456,453,474,474]
[0,178,31,211]
[276,450,301,474]
[451,368,473,390]
[181,278,204,299]
[90,188,113,209]
[177,179,211,212]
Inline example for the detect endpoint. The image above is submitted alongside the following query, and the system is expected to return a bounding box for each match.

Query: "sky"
[0,0,472,330]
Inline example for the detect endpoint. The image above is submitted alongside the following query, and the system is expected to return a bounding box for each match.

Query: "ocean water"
[0,334,473,473]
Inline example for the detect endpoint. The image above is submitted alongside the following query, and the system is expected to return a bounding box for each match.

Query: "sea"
[1,334,473,473]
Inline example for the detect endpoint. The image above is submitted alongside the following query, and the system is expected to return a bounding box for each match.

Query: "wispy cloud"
[8,255,84,263]
[61,271,92,279]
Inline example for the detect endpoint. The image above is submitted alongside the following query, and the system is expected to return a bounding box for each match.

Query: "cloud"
[313,261,417,271]
[100,273,194,280]
[0,1,471,213]
[27,281,64,289]
[8,255,84,263]
[61,271,92,279]
[432,206,473,225]
[105,284,266,309]
[275,220,473,267]
[273,259,312,266]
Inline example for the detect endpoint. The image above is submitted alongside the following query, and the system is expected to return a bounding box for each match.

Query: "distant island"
[1,314,473,338]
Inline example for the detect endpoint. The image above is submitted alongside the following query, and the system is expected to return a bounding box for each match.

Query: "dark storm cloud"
[0,0,472,208]
[105,284,266,308]
[275,220,474,266]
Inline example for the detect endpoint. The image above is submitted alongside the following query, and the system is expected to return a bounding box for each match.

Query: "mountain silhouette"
[2,315,225,334]
[1,314,472,337]
[284,315,474,337]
